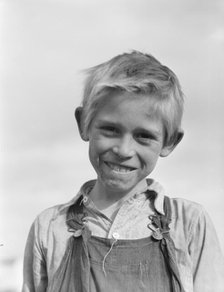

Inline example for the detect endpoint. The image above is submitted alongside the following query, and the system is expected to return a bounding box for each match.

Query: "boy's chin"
[100,178,138,197]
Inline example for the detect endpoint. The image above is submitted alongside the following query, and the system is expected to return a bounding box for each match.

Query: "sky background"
[0,0,224,287]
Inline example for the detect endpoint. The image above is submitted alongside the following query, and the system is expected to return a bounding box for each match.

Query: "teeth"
[106,162,134,173]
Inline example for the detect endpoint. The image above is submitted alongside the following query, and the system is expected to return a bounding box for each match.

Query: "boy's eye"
[99,126,119,135]
[135,133,156,144]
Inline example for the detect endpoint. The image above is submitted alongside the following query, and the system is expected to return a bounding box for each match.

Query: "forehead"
[96,91,158,117]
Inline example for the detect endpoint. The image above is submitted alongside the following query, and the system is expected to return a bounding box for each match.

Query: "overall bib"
[48,194,184,292]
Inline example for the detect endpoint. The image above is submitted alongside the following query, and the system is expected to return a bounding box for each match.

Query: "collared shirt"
[22,179,224,292]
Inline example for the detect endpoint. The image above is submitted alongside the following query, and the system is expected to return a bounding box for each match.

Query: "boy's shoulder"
[36,203,66,222]
[33,194,80,228]
[149,180,206,220]
[168,196,210,237]
[32,180,95,229]
[169,196,208,223]
[169,196,205,216]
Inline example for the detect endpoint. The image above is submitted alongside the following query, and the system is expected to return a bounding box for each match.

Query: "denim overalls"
[48,193,184,292]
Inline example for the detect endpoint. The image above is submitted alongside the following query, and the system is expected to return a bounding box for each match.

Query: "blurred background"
[0,0,224,290]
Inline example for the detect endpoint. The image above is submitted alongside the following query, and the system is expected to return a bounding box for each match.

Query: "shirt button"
[112,232,120,240]
[82,196,88,204]
[73,229,83,237]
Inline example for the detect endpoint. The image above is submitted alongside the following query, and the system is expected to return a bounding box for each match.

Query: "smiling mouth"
[104,162,136,173]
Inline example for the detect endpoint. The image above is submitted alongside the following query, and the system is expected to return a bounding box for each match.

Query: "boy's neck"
[89,179,148,211]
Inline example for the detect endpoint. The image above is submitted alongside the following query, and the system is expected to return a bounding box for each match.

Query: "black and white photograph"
[1,0,224,291]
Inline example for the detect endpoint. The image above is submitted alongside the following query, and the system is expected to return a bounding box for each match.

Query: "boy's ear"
[75,107,89,141]
[160,130,184,157]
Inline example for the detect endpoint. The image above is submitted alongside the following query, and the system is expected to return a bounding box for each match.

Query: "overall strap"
[149,195,185,292]
[48,196,91,292]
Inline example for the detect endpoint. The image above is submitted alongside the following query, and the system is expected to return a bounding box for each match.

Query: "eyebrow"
[96,120,122,129]
[96,119,162,137]
[135,127,161,137]
[97,120,119,126]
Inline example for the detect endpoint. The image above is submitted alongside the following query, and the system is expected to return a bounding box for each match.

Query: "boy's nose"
[112,137,136,158]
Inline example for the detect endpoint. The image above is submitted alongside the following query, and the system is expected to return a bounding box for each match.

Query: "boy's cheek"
[90,136,115,152]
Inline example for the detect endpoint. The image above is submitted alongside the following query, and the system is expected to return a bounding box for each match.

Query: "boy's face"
[85,91,172,196]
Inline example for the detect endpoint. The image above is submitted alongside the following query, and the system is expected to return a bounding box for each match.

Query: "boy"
[22,51,224,292]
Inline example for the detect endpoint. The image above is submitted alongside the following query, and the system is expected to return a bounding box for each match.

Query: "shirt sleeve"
[188,207,224,291]
[22,218,48,292]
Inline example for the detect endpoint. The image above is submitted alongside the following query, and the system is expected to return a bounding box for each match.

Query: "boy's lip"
[103,161,137,173]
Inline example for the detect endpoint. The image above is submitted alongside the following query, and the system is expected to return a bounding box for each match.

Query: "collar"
[58,179,165,215]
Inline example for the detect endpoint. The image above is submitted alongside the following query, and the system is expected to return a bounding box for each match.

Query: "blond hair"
[80,51,184,146]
